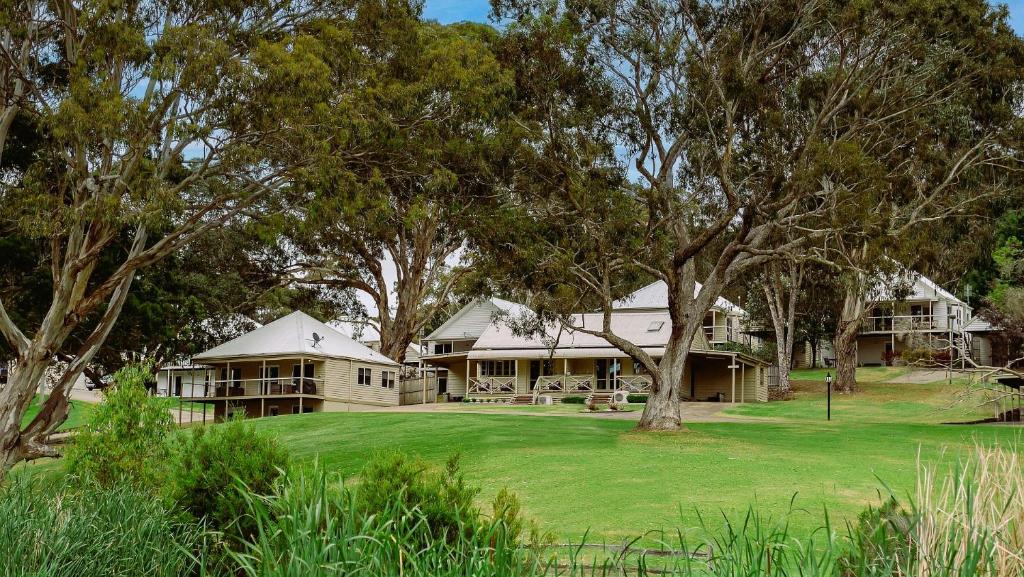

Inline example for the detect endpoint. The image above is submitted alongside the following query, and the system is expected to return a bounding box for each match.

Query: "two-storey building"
[420,282,769,403]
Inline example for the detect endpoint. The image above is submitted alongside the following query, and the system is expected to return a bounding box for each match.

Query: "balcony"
[467,376,517,395]
[173,377,325,399]
[533,374,595,394]
[862,315,946,333]
[615,374,653,392]
[703,324,735,343]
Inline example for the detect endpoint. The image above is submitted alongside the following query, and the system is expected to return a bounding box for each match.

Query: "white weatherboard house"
[164,311,401,420]
[420,282,770,403]
[856,273,972,366]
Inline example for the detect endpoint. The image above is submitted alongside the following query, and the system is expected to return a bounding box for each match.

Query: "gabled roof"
[870,272,966,305]
[612,281,744,313]
[426,297,533,341]
[965,317,996,332]
[193,311,398,365]
[470,310,713,357]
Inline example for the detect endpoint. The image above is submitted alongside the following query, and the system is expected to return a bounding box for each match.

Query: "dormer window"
[647,321,665,332]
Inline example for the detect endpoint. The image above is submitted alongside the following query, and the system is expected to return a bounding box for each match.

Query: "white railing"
[703,324,735,343]
[468,376,516,395]
[862,315,945,333]
[534,375,565,392]
[175,377,325,399]
[534,374,595,394]
[615,375,653,392]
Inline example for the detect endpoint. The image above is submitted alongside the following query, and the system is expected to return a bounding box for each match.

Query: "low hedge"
[560,396,586,404]
[626,394,648,404]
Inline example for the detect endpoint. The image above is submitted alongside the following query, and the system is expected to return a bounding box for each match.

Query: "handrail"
[615,375,653,392]
[468,376,516,395]
[862,314,947,332]
[702,324,735,343]
[175,377,325,398]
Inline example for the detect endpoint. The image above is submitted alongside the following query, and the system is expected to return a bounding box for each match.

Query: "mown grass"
[21,395,95,431]
[253,368,1022,542]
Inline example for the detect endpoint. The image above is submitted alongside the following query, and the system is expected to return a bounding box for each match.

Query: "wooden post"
[421,359,427,405]
[466,358,470,396]
[730,355,736,403]
[741,362,746,403]
[261,359,266,396]
[202,401,206,425]
[226,361,231,398]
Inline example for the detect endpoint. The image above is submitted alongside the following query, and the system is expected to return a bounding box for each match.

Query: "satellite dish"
[309,332,325,348]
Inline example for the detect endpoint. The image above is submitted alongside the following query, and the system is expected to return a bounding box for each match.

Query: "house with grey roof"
[856,272,972,366]
[162,310,401,420]
[420,285,770,404]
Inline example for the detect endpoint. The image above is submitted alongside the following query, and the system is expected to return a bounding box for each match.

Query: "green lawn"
[253,368,1021,542]
[21,396,95,431]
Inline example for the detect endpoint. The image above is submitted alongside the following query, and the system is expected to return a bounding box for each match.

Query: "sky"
[423,0,1024,33]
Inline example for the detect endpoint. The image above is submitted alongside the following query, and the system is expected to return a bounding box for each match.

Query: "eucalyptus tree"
[489,0,1013,429]
[0,0,358,473]
[824,0,1024,393]
[283,17,516,362]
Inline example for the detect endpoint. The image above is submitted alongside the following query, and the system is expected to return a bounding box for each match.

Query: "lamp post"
[825,371,832,421]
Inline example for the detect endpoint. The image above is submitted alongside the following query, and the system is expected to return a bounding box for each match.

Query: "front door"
[595,359,621,390]
[530,360,540,390]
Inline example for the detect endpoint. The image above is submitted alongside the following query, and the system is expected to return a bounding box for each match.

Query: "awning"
[468,348,665,360]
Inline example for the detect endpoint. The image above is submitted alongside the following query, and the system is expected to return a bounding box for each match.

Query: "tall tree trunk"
[637,334,686,430]
[833,287,865,393]
[810,338,819,369]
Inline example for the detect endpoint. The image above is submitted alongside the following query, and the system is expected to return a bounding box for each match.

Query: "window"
[292,363,314,386]
[647,321,665,332]
[259,365,280,384]
[433,342,453,355]
[358,367,372,386]
[381,370,396,389]
[437,369,448,394]
[220,367,242,387]
[480,360,514,377]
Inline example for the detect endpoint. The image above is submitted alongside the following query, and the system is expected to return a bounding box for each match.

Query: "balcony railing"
[703,324,735,343]
[468,376,516,395]
[174,377,325,399]
[862,315,946,333]
[615,375,653,392]
[533,374,595,394]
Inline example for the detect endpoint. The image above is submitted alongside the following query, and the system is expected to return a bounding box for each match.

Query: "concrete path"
[887,370,953,384]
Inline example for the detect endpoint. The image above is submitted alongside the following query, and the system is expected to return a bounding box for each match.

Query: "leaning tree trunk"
[0,355,58,473]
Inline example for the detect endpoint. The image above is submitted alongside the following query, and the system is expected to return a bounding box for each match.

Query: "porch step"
[510,394,535,405]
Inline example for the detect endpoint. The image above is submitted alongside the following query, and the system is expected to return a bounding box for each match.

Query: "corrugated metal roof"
[471,310,713,353]
[193,311,399,365]
[426,297,534,341]
[612,281,744,313]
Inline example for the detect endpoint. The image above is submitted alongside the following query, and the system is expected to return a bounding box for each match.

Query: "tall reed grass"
[0,474,204,577]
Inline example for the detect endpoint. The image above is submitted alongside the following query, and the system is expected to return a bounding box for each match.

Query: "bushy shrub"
[357,452,479,544]
[838,496,915,574]
[627,394,648,403]
[169,417,289,547]
[65,361,174,489]
[0,474,203,577]
[232,464,536,577]
[561,395,586,404]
